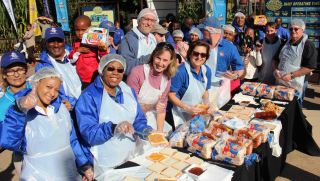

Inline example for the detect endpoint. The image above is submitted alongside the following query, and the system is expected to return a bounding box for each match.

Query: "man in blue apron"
[274,19,317,101]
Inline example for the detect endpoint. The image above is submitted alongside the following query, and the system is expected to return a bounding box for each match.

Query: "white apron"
[132,27,157,59]
[21,105,80,181]
[91,81,139,180]
[206,48,231,109]
[277,34,308,95]
[172,62,207,127]
[48,52,82,99]
[138,64,172,133]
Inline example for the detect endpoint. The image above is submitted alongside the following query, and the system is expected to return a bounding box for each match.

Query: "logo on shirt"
[219,51,224,57]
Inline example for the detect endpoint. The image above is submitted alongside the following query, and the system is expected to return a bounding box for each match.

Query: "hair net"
[235,12,246,18]
[28,67,62,85]
[99,54,126,75]
[137,8,158,22]
[290,19,305,30]
[189,27,203,40]
[172,30,184,38]
[222,25,235,34]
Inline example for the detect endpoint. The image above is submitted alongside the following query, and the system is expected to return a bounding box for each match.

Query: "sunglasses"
[106,67,124,73]
[192,51,207,58]
[289,27,300,32]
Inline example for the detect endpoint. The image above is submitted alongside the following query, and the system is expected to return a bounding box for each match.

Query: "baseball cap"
[1,51,26,68]
[151,23,168,35]
[45,27,65,41]
[99,20,116,33]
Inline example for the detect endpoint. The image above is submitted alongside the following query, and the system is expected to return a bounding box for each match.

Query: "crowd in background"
[0,7,318,181]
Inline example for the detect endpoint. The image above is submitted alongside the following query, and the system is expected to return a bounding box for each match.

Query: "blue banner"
[54,0,70,31]
[213,0,227,25]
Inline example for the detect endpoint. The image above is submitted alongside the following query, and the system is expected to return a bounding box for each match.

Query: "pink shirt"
[126,64,171,110]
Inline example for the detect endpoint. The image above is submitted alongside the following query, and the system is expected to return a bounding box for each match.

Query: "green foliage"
[178,0,203,24]
[0,0,27,39]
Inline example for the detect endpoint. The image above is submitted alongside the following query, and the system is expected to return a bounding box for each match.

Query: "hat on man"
[1,51,26,68]
[98,54,126,75]
[235,12,246,18]
[172,30,184,38]
[137,8,158,22]
[45,27,65,41]
[151,23,168,35]
[222,25,235,34]
[99,20,116,33]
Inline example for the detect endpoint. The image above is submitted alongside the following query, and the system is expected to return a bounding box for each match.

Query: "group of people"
[0,7,317,181]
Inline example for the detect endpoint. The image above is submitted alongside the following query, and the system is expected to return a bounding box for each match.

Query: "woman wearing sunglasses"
[168,41,212,128]
[127,42,178,133]
[0,67,91,180]
[74,54,152,180]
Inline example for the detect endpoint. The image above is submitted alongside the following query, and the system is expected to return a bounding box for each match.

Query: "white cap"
[137,8,158,22]
[98,54,126,75]
[290,19,305,30]
[222,25,235,34]
[235,12,246,18]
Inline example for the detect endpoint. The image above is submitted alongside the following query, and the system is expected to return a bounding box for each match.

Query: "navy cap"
[197,16,221,30]
[99,21,116,33]
[45,27,65,41]
[1,51,26,68]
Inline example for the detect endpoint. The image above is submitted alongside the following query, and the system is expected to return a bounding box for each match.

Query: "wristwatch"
[290,72,295,79]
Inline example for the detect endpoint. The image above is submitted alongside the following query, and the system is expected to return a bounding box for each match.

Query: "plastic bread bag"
[248,123,271,143]
[203,121,233,140]
[185,133,217,159]
[234,127,263,148]
[189,116,206,134]
[211,136,246,166]
[273,85,295,101]
[168,121,189,148]
[228,135,253,155]
[240,82,260,96]
[255,84,276,99]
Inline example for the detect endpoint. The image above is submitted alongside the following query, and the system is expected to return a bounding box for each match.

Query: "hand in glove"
[114,121,134,135]
[17,85,38,113]
[81,167,94,181]
[183,104,203,116]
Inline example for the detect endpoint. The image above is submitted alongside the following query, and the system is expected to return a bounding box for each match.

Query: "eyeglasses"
[289,27,300,32]
[6,68,26,76]
[157,42,174,51]
[141,17,156,23]
[192,51,207,58]
[106,67,124,73]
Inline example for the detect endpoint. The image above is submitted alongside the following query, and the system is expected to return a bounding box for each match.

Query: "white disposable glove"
[17,85,38,113]
[114,121,134,135]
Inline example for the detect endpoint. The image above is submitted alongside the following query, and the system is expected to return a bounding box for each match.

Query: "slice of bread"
[171,161,190,171]
[148,133,168,146]
[171,151,190,161]
[159,147,177,156]
[145,172,164,181]
[147,162,167,173]
[146,152,166,162]
[161,167,182,178]
[160,157,178,166]
[121,176,143,181]
[185,156,204,165]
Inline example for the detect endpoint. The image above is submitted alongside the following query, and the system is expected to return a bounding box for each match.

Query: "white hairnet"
[189,27,203,39]
[290,19,305,30]
[172,30,184,38]
[137,8,158,22]
[235,12,246,18]
[99,54,126,75]
[28,67,62,85]
[223,25,235,34]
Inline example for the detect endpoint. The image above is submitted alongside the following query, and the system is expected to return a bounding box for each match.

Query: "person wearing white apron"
[274,19,318,98]
[259,22,282,84]
[127,42,178,133]
[204,24,244,109]
[36,27,82,110]
[0,68,89,181]
[74,54,153,180]
[168,41,212,128]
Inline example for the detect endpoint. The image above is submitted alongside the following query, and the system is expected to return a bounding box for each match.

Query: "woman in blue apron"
[74,54,153,180]
[168,41,212,128]
[0,67,90,181]
[127,42,178,133]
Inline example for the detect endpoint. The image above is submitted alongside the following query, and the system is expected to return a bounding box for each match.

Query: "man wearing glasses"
[119,8,158,75]
[274,19,317,99]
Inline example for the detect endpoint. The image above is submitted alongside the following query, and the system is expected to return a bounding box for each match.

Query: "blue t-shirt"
[170,63,212,100]
[0,83,31,122]
[215,39,244,73]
